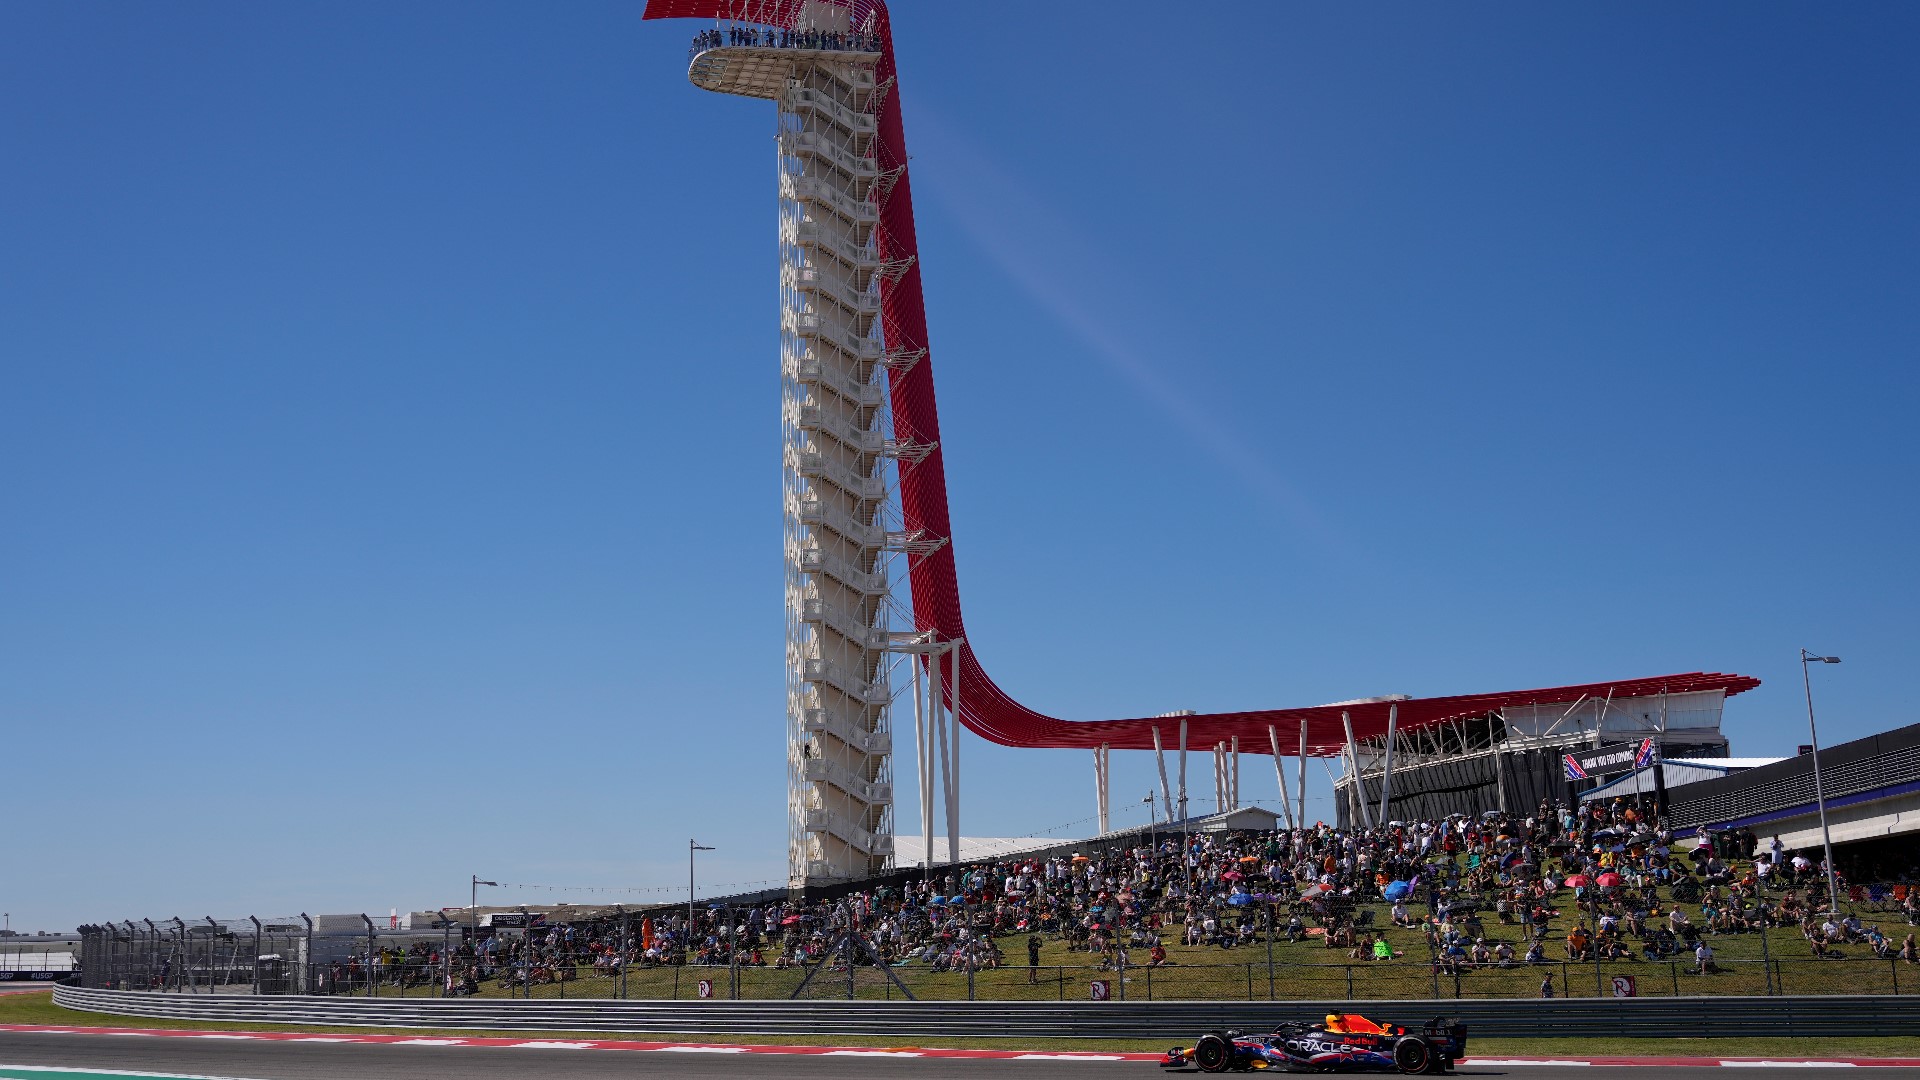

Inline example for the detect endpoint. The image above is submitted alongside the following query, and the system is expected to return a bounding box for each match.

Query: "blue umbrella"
[1227,894,1253,906]
[1383,880,1412,902]
[928,897,946,905]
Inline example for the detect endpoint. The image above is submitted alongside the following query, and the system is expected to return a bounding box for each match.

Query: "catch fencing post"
[1266,909,1276,1000]
[617,906,629,1000]
[361,915,376,998]
[171,919,186,993]
[1760,924,1775,995]
[1346,964,1354,1000]
[299,915,313,994]
[1248,963,1255,1001]
[204,917,220,993]
[248,917,261,996]
[1670,961,1679,996]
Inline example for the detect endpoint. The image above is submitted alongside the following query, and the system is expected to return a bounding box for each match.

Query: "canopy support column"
[930,649,953,865]
[1377,704,1399,824]
[1152,726,1174,825]
[1297,721,1308,827]
[1269,725,1296,830]
[1231,736,1240,812]
[913,649,932,869]
[1094,743,1110,835]
[946,643,962,865]
[1177,718,1189,825]
[1341,710,1374,830]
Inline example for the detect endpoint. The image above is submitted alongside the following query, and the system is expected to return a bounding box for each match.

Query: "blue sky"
[2,1,1915,933]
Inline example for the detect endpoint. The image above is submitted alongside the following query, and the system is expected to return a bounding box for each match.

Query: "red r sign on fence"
[697,979,713,999]
[1089,980,1110,1001]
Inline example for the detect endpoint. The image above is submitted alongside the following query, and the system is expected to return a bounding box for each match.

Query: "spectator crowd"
[325,799,1920,996]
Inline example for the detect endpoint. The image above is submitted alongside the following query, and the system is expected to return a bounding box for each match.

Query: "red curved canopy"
[644,0,1760,756]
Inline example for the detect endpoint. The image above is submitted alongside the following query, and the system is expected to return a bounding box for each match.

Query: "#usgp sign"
[1564,738,1659,780]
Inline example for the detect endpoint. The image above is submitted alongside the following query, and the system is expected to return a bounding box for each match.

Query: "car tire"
[1193,1032,1233,1073]
[1392,1036,1432,1074]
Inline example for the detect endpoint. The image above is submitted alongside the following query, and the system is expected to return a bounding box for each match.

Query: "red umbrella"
[1595,872,1623,888]
[780,915,804,926]
[1564,874,1591,888]
[1222,871,1244,881]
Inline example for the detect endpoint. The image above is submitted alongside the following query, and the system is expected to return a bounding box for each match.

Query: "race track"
[4,1031,1920,1080]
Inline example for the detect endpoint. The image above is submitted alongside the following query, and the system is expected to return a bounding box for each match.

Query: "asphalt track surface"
[8,1033,1920,1080]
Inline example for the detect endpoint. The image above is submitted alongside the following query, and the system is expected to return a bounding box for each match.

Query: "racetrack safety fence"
[75,918,1920,1003]
[50,984,1920,1039]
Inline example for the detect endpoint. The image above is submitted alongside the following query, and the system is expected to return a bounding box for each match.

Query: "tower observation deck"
[646,0,1760,890]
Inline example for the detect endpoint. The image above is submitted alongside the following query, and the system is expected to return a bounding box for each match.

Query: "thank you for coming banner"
[1563,738,1659,780]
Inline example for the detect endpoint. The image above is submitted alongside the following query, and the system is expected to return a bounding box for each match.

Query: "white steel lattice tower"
[685,6,893,886]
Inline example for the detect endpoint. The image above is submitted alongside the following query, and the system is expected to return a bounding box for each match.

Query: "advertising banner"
[1564,738,1659,780]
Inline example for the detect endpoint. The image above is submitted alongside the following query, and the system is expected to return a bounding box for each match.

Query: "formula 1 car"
[1160,1013,1466,1073]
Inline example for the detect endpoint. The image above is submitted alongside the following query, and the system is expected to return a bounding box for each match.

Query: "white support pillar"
[1094,743,1110,835]
[1377,704,1398,825]
[1177,718,1189,825]
[914,649,932,867]
[1341,710,1374,830]
[1268,725,1296,830]
[1297,721,1308,828]
[1211,742,1226,814]
[945,645,961,865]
[1231,736,1240,812]
[932,651,952,865]
[1152,726,1174,825]
[1493,709,1509,813]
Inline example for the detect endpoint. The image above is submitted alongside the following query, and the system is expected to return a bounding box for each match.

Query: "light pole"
[470,876,498,929]
[1145,793,1157,828]
[689,839,714,960]
[1798,650,1843,913]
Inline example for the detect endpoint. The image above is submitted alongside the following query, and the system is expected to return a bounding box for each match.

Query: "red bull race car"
[1161,1013,1466,1073]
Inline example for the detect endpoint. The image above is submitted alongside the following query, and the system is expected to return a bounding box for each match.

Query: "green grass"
[8,990,1920,1058]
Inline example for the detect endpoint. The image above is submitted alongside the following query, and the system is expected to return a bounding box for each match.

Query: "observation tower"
[669,3,914,886]
[649,0,1760,891]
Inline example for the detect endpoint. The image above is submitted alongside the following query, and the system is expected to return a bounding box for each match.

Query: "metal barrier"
[50,983,1920,1038]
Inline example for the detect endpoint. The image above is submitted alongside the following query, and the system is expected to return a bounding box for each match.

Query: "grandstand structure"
[647,0,1760,887]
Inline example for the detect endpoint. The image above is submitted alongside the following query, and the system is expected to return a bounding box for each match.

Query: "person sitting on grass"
[1524,939,1547,964]
[1565,923,1592,961]
[1146,942,1169,967]
[1374,937,1395,962]
[1693,939,1717,974]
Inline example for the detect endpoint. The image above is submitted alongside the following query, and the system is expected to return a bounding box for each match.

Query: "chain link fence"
[77,921,1920,1001]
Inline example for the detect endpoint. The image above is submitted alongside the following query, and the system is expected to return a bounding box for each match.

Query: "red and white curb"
[0,1025,1151,1062]
[5,1024,1920,1067]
